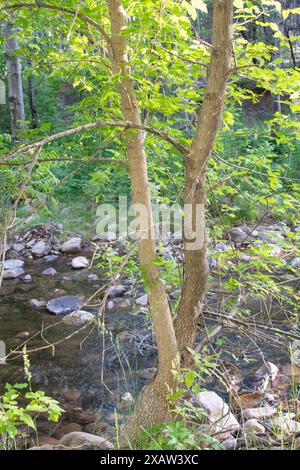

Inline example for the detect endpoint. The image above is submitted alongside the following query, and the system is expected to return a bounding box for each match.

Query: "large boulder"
[47,295,83,315]
[194,391,240,438]
[61,237,82,253]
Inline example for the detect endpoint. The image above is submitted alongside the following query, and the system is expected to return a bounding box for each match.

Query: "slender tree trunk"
[107,0,178,446]
[175,0,233,354]
[3,21,25,142]
[28,59,39,128]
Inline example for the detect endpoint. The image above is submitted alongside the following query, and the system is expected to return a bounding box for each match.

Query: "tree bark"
[107,0,178,446]
[175,0,233,353]
[3,20,25,142]
[28,59,39,129]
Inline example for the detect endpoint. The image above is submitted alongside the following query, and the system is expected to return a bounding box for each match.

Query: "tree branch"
[1,120,188,161]
[1,2,112,47]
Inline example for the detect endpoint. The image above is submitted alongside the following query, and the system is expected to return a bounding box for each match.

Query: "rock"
[271,415,300,433]
[16,331,30,339]
[59,431,113,450]
[72,256,89,269]
[42,267,57,277]
[194,391,240,438]
[21,274,32,283]
[228,227,247,243]
[63,310,95,325]
[38,436,60,446]
[108,284,127,297]
[242,406,277,420]
[62,389,82,402]
[214,242,231,252]
[31,241,47,257]
[259,230,284,245]
[222,437,238,450]
[47,295,83,315]
[289,257,300,268]
[107,300,114,310]
[68,409,97,425]
[52,423,82,440]
[135,294,148,306]
[240,254,251,262]
[87,274,98,282]
[255,362,279,384]
[1,259,24,269]
[26,239,36,248]
[12,243,25,253]
[115,298,131,309]
[44,255,59,263]
[61,237,82,253]
[244,419,265,434]
[3,267,25,279]
[120,392,134,407]
[29,299,47,310]
[208,256,217,269]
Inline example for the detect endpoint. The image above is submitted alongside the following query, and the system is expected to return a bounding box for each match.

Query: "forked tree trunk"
[175,0,233,354]
[107,0,178,446]
[3,21,25,142]
[108,0,233,447]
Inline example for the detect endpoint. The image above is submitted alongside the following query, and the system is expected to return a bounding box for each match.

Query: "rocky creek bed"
[0,222,300,449]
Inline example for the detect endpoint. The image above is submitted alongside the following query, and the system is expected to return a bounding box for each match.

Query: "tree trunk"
[28,59,39,128]
[175,0,233,354]
[3,21,25,142]
[107,0,178,446]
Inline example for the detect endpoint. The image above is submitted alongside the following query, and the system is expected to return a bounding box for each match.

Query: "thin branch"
[1,2,112,47]
[1,121,188,161]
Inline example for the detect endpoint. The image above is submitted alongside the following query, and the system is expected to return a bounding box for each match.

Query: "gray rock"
[31,241,47,257]
[108,284,127,297]
[47,295,83,315]
[59,431,113,449]
[26,239,36,248]
[29,299,47,310]
[194,391,240,438]
[12,243,25,253]
[63,310,95,325]
[228,227,247,243]
[242,406,276,420]
[1,259,24,270]
[3,267,25,279]
[259,230,284,245]
[244,419,265,434]
[87,274,98,282]
[271,415,300,434]
[42,267,57,277]
[61,237,82,253]
[222,437,238,450]
[71,256,89,269]
[44,255,59,263]
[135,293,148,306]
